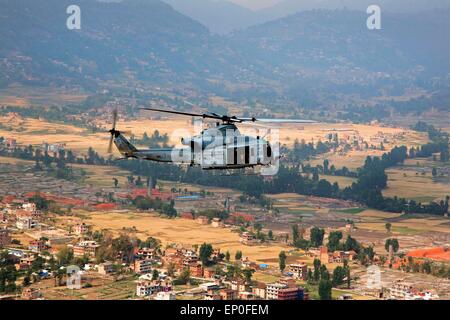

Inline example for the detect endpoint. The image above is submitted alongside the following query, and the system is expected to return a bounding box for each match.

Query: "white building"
[16,216,38,230]
[266,283,288,300]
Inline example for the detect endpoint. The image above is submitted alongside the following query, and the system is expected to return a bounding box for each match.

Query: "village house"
[239,291,257,300]
[189,263,204,277]
[21,287,41,300]
[266,283,288,300]
[211,218,224,228]
[288,263,308,280]
[231,278,250,293]
[252,282,267,300]
[204,292,222,300]
[0,228,11,248]
[239,232,255,245]
[219,288,237,300]
[28,239,47,253]
[196,215,209,225]
[136,279,172,297]
[135,247,157,260]
[278,287,304,300]
[74,223,89,235]
[136,281,160,297]
[16,216,38,230]
[388,280,438,300]
[183,250,199,266]
[16,254,36,271]
[200,282,221,291]
[278,277,297,288]
[203,268,215,279]
[241,257,258,270]
[162,248,183,268]
[73,240,100,257]
[319,246,356,264]
[132,258,153,274]
[98,262,115,275]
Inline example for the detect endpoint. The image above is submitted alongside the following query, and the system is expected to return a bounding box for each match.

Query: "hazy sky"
[228,0,283,10]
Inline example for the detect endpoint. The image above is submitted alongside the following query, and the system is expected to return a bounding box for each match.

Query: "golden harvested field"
[0,84,88,106]
[71,164,132,188]
[311,150,384,170]
[0,155,32,165]
[355,210,450,235]
[383,168,449,202]
[85,211,291,266]
[0,115,114,157]
[319,174,356,188]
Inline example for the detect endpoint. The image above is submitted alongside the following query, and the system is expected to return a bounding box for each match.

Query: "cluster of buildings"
[388,280,439,300]
[200,276,306,301]
[1,201,42,230]
[318,247,357,264]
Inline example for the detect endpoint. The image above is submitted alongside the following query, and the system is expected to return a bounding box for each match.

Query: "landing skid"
[215,167,260,176]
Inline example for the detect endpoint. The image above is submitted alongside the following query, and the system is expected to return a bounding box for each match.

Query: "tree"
[167,263,176,277]
[343,235,360,252]
[310,227,325,247]
[292,225,300,244]
[235,250,242,261]
[199,243,213,266]
[385,238,399,253]
[268,230,273,240]
[319,279,332,300]
[327,231,343,252]
[313,258,321,282]
[320,264,330,281]
[279,251,287,272]
[385,222,392,233]
[177,268,191,285]
[56,246,74,266]
[113,177,119,188]
[332,266,346,287]
[242,269,254,283]
[225,251,230,262]
[152,269,159,280]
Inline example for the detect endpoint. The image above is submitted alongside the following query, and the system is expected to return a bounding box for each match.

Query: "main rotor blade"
[112,107,118,130]
[141,107,222,121]
[239,118,317,124]
[107,135,114,154]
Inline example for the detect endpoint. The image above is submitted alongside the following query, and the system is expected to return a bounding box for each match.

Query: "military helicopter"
[107,107,315,171]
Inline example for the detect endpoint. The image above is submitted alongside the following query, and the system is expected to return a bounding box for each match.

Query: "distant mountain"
[259,0,450,21]
[1,0,450,111]
[163,0,263,34]
[230,9,450,102]
[0,0,235,88]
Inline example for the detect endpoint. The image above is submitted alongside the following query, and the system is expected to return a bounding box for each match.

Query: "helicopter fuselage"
[113,124,275,170]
